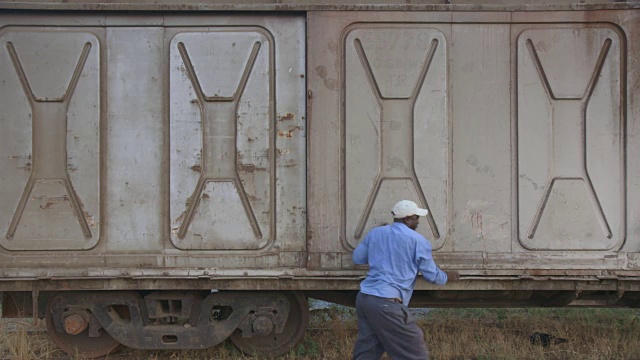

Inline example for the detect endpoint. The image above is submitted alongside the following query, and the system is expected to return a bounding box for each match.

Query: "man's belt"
[362,293,403,304]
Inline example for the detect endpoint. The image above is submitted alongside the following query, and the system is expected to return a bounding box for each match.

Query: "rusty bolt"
[252,316,274,336]
[63,313,88,335]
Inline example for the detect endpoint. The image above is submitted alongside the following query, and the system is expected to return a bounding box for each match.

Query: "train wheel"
[45,296,121,359]
[230,291,309,357]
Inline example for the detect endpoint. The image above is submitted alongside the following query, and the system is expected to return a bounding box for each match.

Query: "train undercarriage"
[3,290,309,358]
[3,283,640,358]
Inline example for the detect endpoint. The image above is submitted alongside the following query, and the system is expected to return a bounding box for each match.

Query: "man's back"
[354,223,423,305]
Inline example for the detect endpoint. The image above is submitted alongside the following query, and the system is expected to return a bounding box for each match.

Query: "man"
[352,200,459,360]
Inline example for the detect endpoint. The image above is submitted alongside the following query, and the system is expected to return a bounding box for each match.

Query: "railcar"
[0,0,639,357]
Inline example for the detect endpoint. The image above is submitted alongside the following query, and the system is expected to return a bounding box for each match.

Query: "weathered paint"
[307,9,640,274]
[1,1,640,12]
[0,7,639,303]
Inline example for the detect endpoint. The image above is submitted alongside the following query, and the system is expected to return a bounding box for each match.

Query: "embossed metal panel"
[0,15,305,263]
[168,28,274,250]
[516,25,625,250]
[0,28,101,250]
[0,8,638,288]
[308,10,637,271]
[342,25,448,250]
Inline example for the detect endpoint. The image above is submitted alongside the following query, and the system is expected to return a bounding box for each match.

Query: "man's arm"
[416,240,447,285]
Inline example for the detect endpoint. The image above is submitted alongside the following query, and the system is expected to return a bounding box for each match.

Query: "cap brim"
[415,208,429,216]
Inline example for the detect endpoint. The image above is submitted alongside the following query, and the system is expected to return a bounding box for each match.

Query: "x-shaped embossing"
[176,41,262,240]
[352,38,440,240]
[524,38,613,240]
[5,41,92,240]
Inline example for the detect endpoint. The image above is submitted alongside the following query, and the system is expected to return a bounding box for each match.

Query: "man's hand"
[445,271,460,282]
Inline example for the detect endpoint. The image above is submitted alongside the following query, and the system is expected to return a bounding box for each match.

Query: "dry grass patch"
[425,308,640,360]
[0,320,59,360]
[2,308,640,359]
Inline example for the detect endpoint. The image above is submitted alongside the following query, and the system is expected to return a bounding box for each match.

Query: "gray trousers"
[352,292,429,360]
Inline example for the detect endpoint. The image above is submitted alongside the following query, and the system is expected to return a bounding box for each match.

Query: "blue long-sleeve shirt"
[353,222,448,306]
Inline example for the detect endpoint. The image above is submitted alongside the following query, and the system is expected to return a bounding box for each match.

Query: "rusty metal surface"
[0,13,306,268]
[307,9,640,271]
[309,288,640,308]
[341,24,448,249]
[0,2,639,12]
[46,291,301,353]
[230,291,308,357]
[515,24,625,251]
[5,276,640,293]
[46,296,122,358]
[0,27,101,250]
[0,8,638,298]
[168,26,277,250]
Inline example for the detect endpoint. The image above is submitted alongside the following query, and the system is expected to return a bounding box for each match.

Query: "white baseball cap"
[391,200,429,219]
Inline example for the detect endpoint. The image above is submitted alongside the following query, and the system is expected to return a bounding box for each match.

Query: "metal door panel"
[343,24,448,250]
[168,28,275,250]
[516,24,624,251]
[0,27,101,250]
[308,10,635,270]
[165,16,306,253]
[0,14,306,266]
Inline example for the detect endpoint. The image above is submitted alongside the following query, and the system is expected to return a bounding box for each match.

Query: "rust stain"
[33,195,68,201]
[8,154,31,160]
[238,163,268,172]
[18,162,31,171]
[277,126,303,139]
[535,40,551,53]
[202,193,210,199]
[471,212,483,233]
[324,78,338,90]
[307,90,313,132]
[278,130,294,138]
[40,201,54,210]
[279,113,295,122]
[315,65,327,78]
[239,163,256,172]
[175,211,186,224]
[191,164,201,172]
[83,211,96,227]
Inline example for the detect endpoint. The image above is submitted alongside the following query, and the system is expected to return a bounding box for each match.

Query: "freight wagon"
[1,0,639,357]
